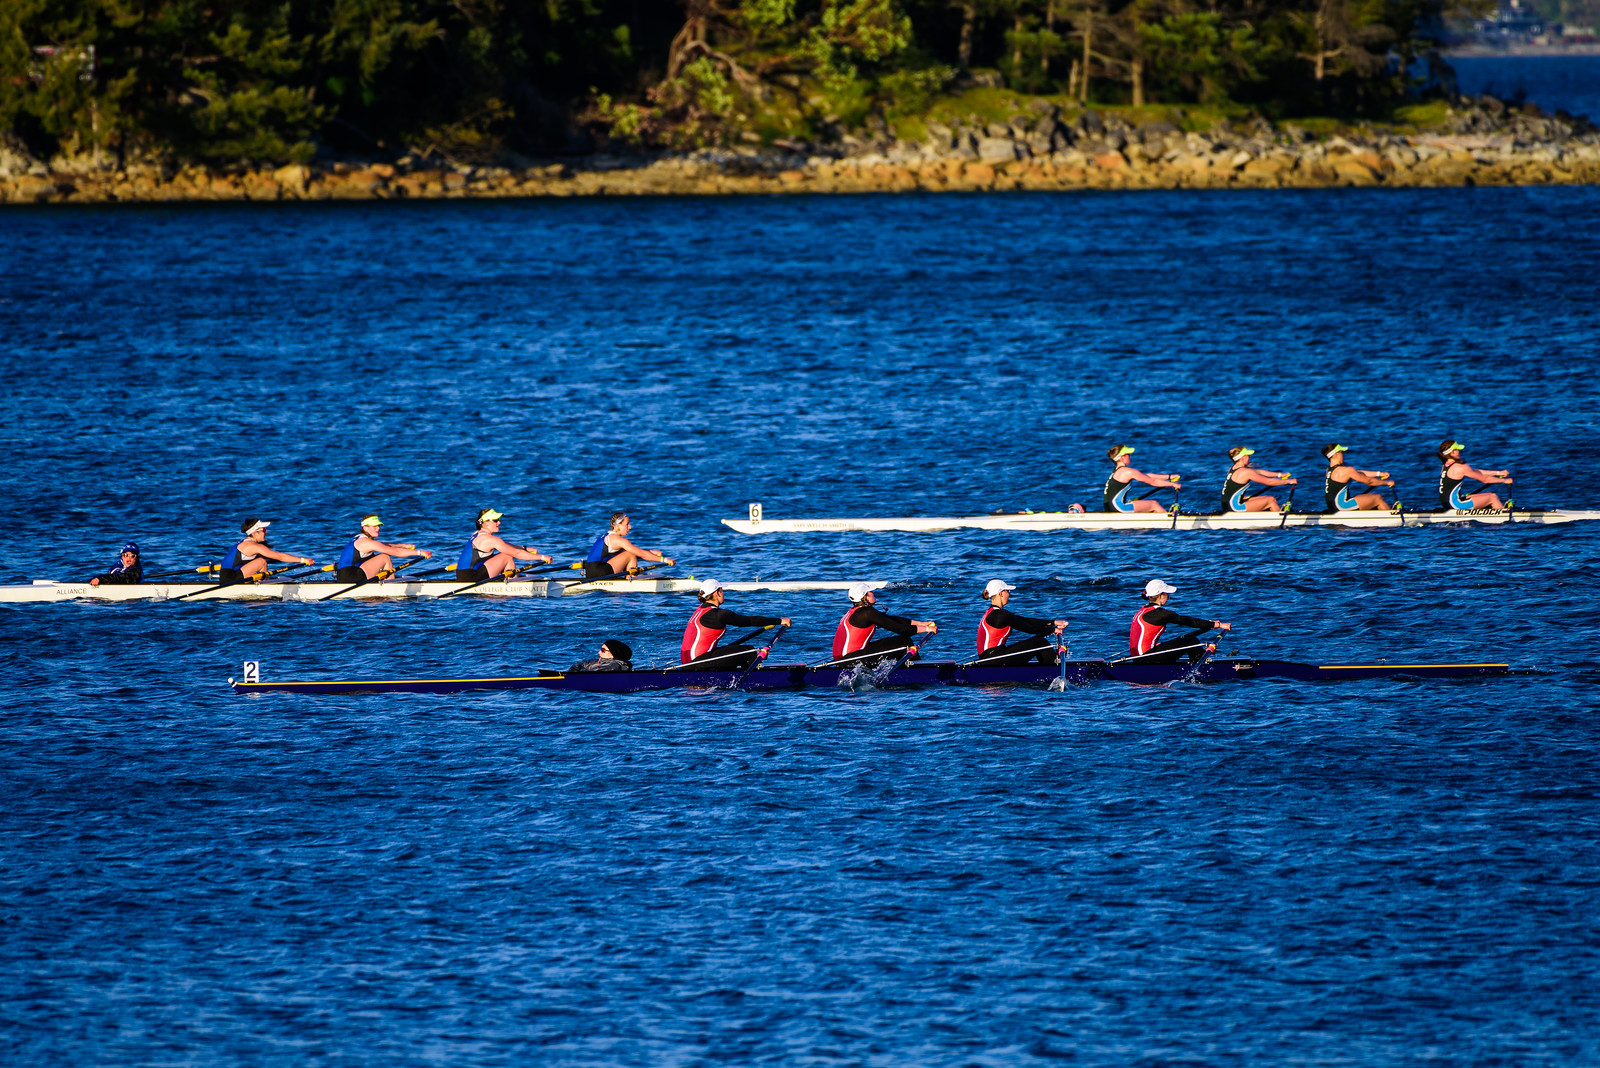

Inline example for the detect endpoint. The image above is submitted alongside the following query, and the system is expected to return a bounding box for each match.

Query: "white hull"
[0,577,885,605]
[722,507,1600,534]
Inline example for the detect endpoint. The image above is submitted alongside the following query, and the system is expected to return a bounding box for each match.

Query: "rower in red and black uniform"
[88,543,143,587]
[1129,579,1230,663]
[335,514,433,582]
[973,580,1066,666]
[680,580,791,670]
[583,512,676,579]
[1220,446,1298,513]
[454,508,552,581]
[219,519,314,583]
[1437,440,1513,511]
[1322,444,1395,511]
[828,582,936,666]
[1103,444,1182,513]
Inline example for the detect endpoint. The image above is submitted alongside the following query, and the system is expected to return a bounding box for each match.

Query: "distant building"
[1471,0,1546,44]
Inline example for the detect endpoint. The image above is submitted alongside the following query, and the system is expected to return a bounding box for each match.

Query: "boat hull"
[0,577,884,605]
[722,507,1600,534]
[230,657,1512,695]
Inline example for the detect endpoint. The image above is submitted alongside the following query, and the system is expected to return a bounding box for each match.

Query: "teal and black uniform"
[1220,468,1258,512]
[1325,466,1358,511]
[1103,473,1137,512]
[1438,464,1473,510]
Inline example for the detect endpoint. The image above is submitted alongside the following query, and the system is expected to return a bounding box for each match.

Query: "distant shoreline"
[4,102,1596,205]
[1445,45,1600,57]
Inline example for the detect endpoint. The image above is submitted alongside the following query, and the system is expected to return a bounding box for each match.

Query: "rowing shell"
[231,656,1511,695]
[0,576,887,604]
[722,503,1600,534]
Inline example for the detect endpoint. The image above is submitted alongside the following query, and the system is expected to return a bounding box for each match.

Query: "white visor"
[247,520,271,535]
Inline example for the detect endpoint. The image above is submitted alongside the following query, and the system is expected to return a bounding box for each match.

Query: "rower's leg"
[362,554,393,579]
[1132,499,1165,513]
[1245,496,1278,512]
[1355,493,1388,510]
[607,550,638,574]
[484,554,512,578]
[686,644,758,670]
[1471,492,1504,510]
[241,558,269,578]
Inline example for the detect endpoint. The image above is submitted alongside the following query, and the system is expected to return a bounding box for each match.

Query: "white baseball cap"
[1144,579,1177,597]
[699,579,725,597]
[847,581,874,602]
[984,579,1017,597]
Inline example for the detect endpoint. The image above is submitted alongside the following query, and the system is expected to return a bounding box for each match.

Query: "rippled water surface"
[3,188,1600,1065]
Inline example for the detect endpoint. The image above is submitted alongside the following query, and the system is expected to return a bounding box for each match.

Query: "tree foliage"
[0,0,1478,165]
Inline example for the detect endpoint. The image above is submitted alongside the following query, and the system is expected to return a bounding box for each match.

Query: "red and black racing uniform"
[973,607,1060,666]
[681,604,785,669]
[830,603,919,665]
[1129,604,1218,663]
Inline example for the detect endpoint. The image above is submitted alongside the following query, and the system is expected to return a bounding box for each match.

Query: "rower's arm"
[855,605,916,637]
[1352,468,1394,486]
[1131,469,1178,487]
[371,538,430,558]
[613,535,673,564]
[1144,607,1215,631]
[1244,466,1295,486]
[988,608,1060,635]
[1458,463,1512,485]
[704,607,783,630]
[260,546,313,564]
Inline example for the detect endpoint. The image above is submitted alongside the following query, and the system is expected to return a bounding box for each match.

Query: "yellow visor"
[480,508,504,521]
[1448,441,1465,452]
[361,515,382,527]
[1235,448,1256,457]
[1115,446,1135,458]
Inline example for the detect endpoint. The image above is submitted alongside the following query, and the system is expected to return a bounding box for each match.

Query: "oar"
[413,563,458,578]
[437,563,529,600]
[143,563,221,581]
[270,563,335,583]
[573,562,669,585]
[1054,631,1070,691]
[1277,483,1298,530]
[885,628,938,680]
[731,624,789,691]
[172,562,308,601]
[727,624,778,647]
[319,557,425,601]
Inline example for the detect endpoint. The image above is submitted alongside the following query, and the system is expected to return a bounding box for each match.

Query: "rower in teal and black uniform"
[972,580,1066,665]
[88,543,143,587]
[455,508,553,581]
[220,519,314,583]
[335,515,433,582]
[1129,579,1231,663]
[680,580,791,669]
[1438,440,1513,511]
[1103,444,1181,513]
[1220,446,1298,513]
[583,512,676,579]
[827,583,936,666]
[1322,444,1395,512]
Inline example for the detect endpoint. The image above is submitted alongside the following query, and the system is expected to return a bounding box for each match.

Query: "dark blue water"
[4,190,1600,1065]
[1452,53,1600,119]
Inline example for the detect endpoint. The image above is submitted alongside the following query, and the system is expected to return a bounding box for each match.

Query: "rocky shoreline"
[4,99,1596,204]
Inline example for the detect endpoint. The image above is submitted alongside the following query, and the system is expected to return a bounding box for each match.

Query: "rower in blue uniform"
[1438,441,1513,511]
[220,519,314,583]
[1129,580,1230,663]
[583,512,676,579]
[1220,446,1298,513]
[455,508,552,582]
[1103,445,1182,513]
[973,580,1066,665]
[89,543,143,587]
[335,515,433,582]
[1322,444,1395,511]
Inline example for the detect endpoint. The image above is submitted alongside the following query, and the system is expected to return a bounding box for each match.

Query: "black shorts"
[335,566,366,583]
[582,560,615,580]
[455,566,488,582]
[218,568,244,584]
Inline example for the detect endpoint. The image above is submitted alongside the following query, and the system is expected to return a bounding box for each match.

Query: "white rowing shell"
[0,577,887,604]
[722,506,1600,534]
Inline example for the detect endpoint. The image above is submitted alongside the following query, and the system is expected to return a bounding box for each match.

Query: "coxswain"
[88,543,143,587]
[583,512,675,579]
[219,519,314,583]
[1220,446,1298,513]
[335,515,433,582]
[569,639,634,674]
[455,508,552,581]
[1438,440,1513,511]
[1129,579,1230,663]
[973,580,1066,665]
[829,582,936,666]
[1322,444,1395,511]
[1103,444,1181,513]
[680,580,791,669]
